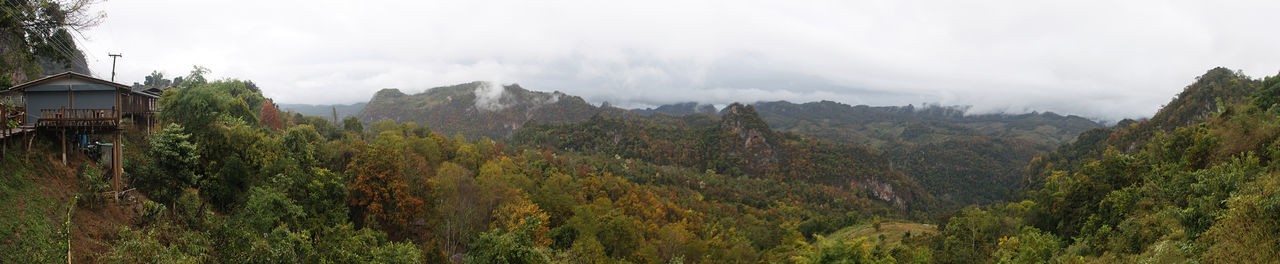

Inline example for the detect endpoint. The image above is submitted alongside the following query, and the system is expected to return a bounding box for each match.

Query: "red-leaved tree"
[260,101,284,130]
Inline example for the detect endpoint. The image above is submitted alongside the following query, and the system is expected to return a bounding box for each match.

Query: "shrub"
[138,200,167,226]
[79,164,111,209]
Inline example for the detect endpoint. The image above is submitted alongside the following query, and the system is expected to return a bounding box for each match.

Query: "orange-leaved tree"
[346,142,425,236]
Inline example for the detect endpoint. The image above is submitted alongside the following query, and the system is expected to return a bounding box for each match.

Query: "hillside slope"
[0,140,143,263]
[889,67,1280,263]
[745,101,1100,208]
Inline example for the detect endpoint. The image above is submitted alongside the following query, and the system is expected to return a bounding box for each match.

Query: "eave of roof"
[5,72,132,92]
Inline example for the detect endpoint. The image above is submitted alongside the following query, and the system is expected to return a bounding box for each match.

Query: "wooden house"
[3,71,158,129]
[1,72,158,189]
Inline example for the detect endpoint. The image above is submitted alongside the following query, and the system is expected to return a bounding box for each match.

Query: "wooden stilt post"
[61,128,66,166]
[113,130,122,192]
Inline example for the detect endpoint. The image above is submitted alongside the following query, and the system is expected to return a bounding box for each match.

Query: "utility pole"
[109,53,122,82]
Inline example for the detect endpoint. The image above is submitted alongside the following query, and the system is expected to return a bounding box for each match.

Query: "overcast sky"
[76,0,1280,121]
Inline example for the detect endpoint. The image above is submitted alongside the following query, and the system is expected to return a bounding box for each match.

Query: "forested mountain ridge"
[631,102,718,116]
[357,82,625,140]
[279,102,366,121]
[354,81,1105,212]
[512,103,929,210]
[751,100,1100,148]
[747,100,1102,209]
[886,68,1280,263]
[1027,67,1263,185]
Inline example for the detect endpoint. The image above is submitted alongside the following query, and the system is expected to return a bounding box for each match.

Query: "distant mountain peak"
[358,81,613,139]
[631,102,717,115]
[472,82,563,112]
[372,88,406,100]
[1146,67,1259,131]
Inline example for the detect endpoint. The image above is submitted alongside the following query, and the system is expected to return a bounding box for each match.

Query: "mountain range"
[339,81,1105,210]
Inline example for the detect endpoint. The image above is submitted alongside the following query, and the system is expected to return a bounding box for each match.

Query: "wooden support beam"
[60,128,66,165]
[113,130,122,193]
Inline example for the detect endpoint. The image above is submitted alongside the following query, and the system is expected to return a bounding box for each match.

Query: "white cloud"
[75,0,1280,120]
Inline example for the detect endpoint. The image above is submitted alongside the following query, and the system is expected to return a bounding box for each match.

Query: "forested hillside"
[357,82,624,140]
[862,68,1280,263]
[751,101,1102,209]
[753,101,1100,148]
[511,103,929,211]
[359,82,1101,211]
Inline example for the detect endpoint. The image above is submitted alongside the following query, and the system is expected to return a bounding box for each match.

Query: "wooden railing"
[123,94,157,116]
[37,107,118,128]
[2,105,25,139]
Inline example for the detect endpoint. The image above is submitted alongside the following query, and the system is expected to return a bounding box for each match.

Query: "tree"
[237,187,306,233]
[260,101,284,130]
[0,0,104,83]
[133,124,202,204]
[992,226,1060,264]
[800,236,891,264]
[183,65,210,87]
[281,125,323,168]
[466,216,553,264]
[345,143,424,236]
[435,161,489,256]
[491,196,551,247]
[143,70,171,88]
[158,79,261,148]
[940,207,1016,263]
[343,116,363,133]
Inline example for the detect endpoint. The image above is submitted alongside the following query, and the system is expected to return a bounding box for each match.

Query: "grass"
[0,151,73,263]
[816,220,939,248]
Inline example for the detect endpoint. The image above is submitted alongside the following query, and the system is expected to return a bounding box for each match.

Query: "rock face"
[718,103,779,176]
[853,179,906,210]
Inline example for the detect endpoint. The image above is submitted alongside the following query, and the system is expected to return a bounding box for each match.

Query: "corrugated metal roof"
[5,72,131,92]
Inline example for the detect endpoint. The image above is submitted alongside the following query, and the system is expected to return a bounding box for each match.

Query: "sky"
[74,0,1280,121]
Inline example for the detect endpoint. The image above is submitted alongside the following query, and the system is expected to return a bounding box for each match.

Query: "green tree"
[343,116,363,133]
[992,226,1060,264]
[466,216,552,264]
[237,187,306,233]
[435,161,489,256]
[801,236,892,264]
[134,124,202,204]
[183,65,210,87]
[158,79,261,147]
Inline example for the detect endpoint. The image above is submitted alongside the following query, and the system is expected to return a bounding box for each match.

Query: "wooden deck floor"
[0,127,35,140]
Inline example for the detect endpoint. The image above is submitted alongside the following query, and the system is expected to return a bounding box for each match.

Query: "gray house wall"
[22,82,120,126]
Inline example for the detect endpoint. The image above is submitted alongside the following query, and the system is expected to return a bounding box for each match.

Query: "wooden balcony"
[37,107,119,128]
[1,105,28,140]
